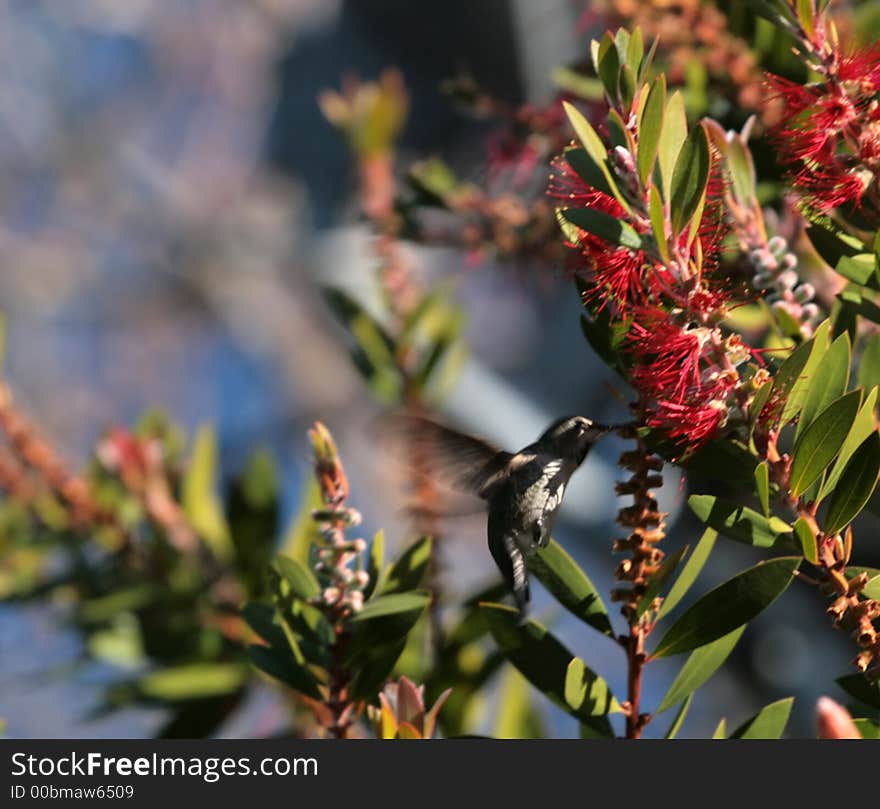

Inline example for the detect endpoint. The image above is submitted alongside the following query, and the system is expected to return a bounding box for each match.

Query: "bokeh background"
[1,0,876,739]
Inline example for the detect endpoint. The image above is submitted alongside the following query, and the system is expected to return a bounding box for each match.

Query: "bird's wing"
[376,413,513,499]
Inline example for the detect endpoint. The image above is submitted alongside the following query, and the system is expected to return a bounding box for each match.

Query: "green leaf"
[565,147,615,199]
[182,425,233,561]
[273,555,320,601]
[688,496,791,549]
[805,222,863,269]
[480,603,619,723]
[564,657,621,719]
[352,591,431,623]
[658,528,717,620]
[637,75,666,185]
[652,557,800,657]
[139,663,248,701]
[379,536,432,596]
[664,693,693,739]
[793,517,818,564]
[247,644,321,699]
[348,592,431,659]
[824,432,880,534]
[528,540,613,636]
[730,697,794,739]
[649,184,670,262]
[836,254,878,287]
[755,461,770,517]
[790,390,862,497]
[670,122,710,235]
[727,134,757,204]
[657,91,687,201]
[562,101,629,213]
[859,334,880,391]
[562,207,642,250]
[836,674,880,709]
[712,718,727,739]
[775,320,831,425]
[854,718,880,739]
[795,332,851,440]
[364,529,384,599]
[820,386,877,499]
[597,34,621,104]
[656,626,745,714]
[637,546,689,617]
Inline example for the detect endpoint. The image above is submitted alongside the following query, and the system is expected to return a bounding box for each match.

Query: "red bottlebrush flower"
[629,313,709,403]
[647,397,728,449]
[767,43,880,210]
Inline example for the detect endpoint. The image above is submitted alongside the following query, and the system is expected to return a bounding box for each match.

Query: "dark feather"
[377,414,513,499]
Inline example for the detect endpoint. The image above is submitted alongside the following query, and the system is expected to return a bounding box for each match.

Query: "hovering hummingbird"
[384,414,621,618]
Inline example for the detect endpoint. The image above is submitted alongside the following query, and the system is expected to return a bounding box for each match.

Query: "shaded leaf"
[790,390,862,497]
[274,555,320,602]
[380,536,432,596]
[479,603,619,723]
[688,496,791,548]
[652,557,799,657]
[836,674,880,710]
[824,432,880,534]
[670,122,710,235]
[562,207,642,250]
[528,539,613,635]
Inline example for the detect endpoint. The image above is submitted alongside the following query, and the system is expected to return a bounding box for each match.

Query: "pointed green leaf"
[664,693,693,739]
[637,75,666,184]
[755,461,770,517]
[637,545,689,617]
[793,517,818,564]
[529,539,613,635]
[730,697,794,739]
[712,718,727,739]
[480,603,619,723]
[656,626,745,714]
[562,207,642,250]
[824,432,880,534]
[562,101,628,212]
[652,557,799,657]
[790,390,862,497]
[379,536,432,595]
[836,254,877,287]
[795,332,851,440]
[657,91,687,201]
[775,320,831,425]
[364,529,384,599]
[597,35,621,103]
[274,555,320,601]
[658,528,717,620]
[688,495,791,548]
[352,591,431,622]
[649,184,670,262]
[182,424,233,560]
[670,122,710,235]
[820,386,877,499]
[858,334,880,391]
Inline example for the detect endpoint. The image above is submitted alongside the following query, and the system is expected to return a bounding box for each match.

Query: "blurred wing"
[377,414,513,498]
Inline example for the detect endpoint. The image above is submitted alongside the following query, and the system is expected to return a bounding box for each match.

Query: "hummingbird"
[384,414,620,618]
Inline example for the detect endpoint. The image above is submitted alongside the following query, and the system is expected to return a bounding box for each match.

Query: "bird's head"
[538,415,608,462]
